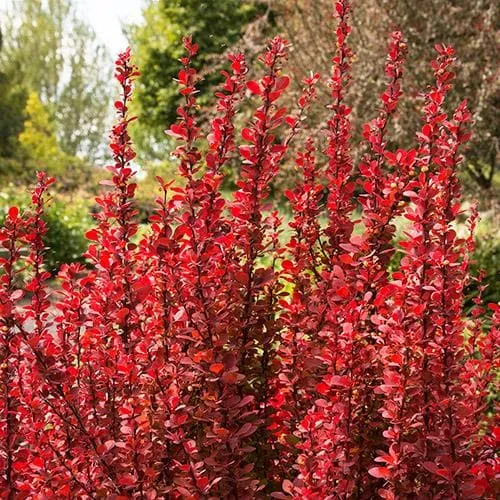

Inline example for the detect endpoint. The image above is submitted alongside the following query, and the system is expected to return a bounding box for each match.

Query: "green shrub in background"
[41,198,93,273]
[0,187,93,274]
[465,220,500,311]
[134,161,181,222]
[385,213,499,312]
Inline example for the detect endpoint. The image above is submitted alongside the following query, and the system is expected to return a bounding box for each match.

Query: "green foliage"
[42,198,93,273]
[466,219,500,310]
[0,188,93,274]
[128,0,264,157]
[19,92,63,175]
[0,0,113,192]
[0,91,97,190]
[132,161,180,221]
[0,69,26,160]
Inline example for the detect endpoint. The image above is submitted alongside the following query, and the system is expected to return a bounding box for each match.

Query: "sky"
[74,0,145,56]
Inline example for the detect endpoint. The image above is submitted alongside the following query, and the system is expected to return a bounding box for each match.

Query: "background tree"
[127,0,266,159]
[0,27,27,163]
[18,92,65,178]
[12,90,96,191]
[0,0,112,163]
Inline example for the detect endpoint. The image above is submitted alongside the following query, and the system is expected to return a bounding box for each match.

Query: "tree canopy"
[0,0,112,163]
[0,27,26,161]
[128,0,265,158]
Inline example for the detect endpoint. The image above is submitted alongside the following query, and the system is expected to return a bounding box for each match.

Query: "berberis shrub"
[0,1,498,498]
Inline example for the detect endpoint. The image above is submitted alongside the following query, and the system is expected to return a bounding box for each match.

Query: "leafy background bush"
[0,186,93,274]
[466,217,500,309]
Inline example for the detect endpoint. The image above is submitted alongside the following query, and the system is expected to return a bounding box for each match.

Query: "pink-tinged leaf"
[282,479,294,494]
[104,440,115,452]
[10,289,23,301]
[329,375,351,388]
[368,467,391,479]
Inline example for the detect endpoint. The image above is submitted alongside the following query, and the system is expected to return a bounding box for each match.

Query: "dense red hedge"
[0,1,498,498]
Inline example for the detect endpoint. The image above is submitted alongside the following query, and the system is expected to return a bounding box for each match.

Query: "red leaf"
[85,229,99,241]
[275,75,290,92]
[246,80,262,95]
[336,286,350,299]
[423,462,451,479]
[118,473,137,487]
[8,206,19,219]
[209,363,224,374]
[12,461,27,473]
[242,127,256,144]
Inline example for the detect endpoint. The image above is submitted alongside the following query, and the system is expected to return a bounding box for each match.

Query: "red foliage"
[0,2,498,498]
